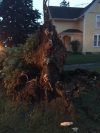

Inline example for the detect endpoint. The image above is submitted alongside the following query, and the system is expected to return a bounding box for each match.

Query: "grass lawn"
[0,86,100,133]
[88,66,100,73]
[65,53,100,65]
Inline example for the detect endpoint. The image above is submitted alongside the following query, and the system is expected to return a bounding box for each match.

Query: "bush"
[70,40,80,53]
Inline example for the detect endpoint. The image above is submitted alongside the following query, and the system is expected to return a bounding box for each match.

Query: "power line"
[74,3,89,7]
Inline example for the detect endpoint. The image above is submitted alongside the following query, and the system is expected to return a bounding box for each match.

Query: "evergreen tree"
[0,0,41,46]
[60,0,70,7]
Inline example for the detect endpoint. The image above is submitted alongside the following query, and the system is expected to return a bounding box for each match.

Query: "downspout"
[83,16,86,53]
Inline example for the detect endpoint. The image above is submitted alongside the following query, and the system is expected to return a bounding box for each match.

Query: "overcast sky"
[33,0,93,22]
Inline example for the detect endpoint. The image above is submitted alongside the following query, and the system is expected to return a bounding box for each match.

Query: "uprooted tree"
[0,0,68,107]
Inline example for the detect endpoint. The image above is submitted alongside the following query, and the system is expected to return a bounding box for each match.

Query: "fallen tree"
[15,22,67,103]
[0,20,68,106]
[0,0,69,106]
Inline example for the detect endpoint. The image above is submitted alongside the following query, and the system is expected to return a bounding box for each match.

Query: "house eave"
[80,0,97,17]
[50,17,79,21]
[60,32,83,35]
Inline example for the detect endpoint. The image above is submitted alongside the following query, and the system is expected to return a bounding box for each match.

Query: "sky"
[33,0,93,23]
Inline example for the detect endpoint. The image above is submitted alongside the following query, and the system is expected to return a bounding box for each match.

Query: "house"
[48,0,100,53]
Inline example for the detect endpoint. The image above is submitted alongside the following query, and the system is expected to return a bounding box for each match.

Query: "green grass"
[72,87,100,132]
[89,66,100,73]
[65,53,100,65]
[1,87,100,133]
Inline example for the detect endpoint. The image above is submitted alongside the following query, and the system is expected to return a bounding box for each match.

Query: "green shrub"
[70,40,80,53]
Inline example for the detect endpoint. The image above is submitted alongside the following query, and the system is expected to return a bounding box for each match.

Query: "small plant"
[70,40,80,53]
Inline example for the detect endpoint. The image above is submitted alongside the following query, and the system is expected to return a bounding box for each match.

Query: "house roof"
[49,6,83,19]
[48,0,96,19]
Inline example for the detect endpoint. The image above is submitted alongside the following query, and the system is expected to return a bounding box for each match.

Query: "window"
[96,15,100,28]
[93,34,100,47]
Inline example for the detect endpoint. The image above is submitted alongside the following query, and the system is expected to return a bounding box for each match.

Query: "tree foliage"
[0,0,41,45]
[60,0,70,7]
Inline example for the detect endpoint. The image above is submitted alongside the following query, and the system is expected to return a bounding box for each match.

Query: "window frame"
[96,15,100,28]
[93,34,100,47]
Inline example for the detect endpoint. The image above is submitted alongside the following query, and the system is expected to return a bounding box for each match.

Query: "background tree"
[0,0,41,46]
[60,0,70,7]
